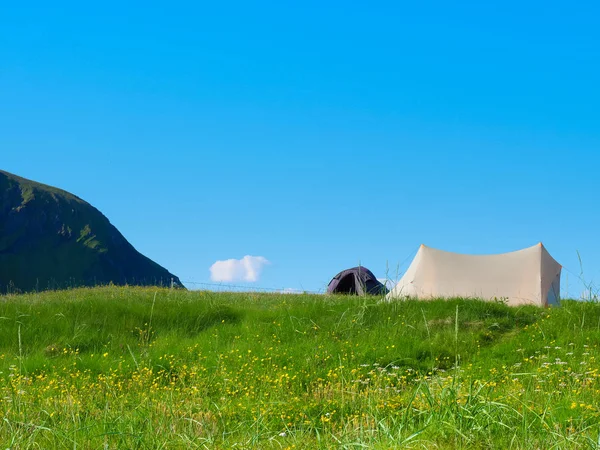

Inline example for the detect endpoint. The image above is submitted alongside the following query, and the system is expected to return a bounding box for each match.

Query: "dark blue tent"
[327,266,389,296]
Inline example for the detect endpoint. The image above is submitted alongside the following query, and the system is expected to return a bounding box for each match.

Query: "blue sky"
[1,1,599,296]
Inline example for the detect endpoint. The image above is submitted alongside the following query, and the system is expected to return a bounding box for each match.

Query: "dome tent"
[386,243,561,307]
[327,266,389,296]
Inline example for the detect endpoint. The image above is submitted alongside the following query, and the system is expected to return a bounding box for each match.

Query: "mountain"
[0,170,184,293]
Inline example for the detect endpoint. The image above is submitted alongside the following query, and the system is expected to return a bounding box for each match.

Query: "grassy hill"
[0,287,598,448]
[0,170,183,292]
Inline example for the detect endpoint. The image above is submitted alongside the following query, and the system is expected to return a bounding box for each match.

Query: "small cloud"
[210,255,270,282]
[280,288,302,294]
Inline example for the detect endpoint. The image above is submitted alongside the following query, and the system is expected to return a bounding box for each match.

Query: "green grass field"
[1,286,599,449]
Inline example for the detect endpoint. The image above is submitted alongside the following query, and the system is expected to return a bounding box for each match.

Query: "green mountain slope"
[0,170,183,292]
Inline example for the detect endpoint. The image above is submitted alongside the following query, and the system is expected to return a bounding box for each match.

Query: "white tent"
[386,243,561,307]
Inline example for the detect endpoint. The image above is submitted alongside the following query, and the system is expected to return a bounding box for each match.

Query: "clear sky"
[1,1,599,296]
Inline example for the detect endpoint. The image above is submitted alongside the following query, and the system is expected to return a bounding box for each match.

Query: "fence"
[180,280,322,295]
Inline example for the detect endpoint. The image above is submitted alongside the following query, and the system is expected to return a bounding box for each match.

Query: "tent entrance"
[336,274,357,294]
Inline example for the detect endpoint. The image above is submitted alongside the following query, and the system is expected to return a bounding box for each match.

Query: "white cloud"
[280,288,303,294]
[209,255,270,282]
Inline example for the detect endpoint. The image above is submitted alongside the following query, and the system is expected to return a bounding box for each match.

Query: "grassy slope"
[0,287,599,448]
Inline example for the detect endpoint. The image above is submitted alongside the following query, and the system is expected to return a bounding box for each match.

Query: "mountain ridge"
[0,170,184,292]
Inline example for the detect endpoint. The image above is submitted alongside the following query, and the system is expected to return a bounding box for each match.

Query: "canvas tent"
[386,243,561,307]
[327,266,389,296]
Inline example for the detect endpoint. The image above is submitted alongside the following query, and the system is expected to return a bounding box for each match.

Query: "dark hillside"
[0,170,183,292]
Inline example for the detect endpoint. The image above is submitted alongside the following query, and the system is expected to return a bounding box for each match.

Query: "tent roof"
[330,266,377,280]
[416,242,560,264]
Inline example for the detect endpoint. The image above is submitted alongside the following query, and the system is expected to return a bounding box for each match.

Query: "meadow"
[1,286,599,449]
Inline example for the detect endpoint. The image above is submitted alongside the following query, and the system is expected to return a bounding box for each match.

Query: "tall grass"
[0,286,599,448]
